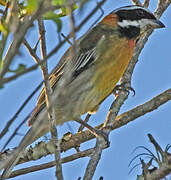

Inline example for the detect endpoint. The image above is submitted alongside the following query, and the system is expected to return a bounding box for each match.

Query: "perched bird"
[28,5,165,144]
[0,5,165,175]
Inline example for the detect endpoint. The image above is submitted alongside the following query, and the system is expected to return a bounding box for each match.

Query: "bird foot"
[75,118,110,146]
[113,82,135,96]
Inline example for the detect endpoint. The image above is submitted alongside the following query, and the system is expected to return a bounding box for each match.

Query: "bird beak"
[148,19,165,29]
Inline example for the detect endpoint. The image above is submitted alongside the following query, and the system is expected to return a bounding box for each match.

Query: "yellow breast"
[93,35,135,101]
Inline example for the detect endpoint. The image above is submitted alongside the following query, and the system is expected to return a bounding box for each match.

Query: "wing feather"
[28,27,104,126]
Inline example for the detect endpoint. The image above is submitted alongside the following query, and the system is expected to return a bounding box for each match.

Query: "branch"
[0,0,106,87]
[8,147,107,178]
[82,0,171,178]
[0,1,170,178]
[143,0,150,8]
[0,81,42,142]
[0,1,44,81]
[137,134,171,180]
[38,17,63,180]
[132,0,142,6]
[46,0,106,59]
[0,0,107,174]
[113,88,171,129]
[1,88,169,166]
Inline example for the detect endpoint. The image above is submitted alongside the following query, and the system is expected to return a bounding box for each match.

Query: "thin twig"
[0,81,42,142]
[78,114,91,132]
[0,88,170,166]
[0,65,38,85]
[8,147,107,178]
[143,0,150,8]
[88,1,104,30]
[1,110,32,151]
[0,1,44,81]
[132,0,142,6]
[61,33,72,45]
[0,0,106,87]
[23,39,41,63]
[148,134,164,161]
[138,134,171,180]
[0,1,107,174]
[38,17,63,180]
[0,1,12,61]
[82,1,171,178]
[83,136,106,180]
[46,0,106,59]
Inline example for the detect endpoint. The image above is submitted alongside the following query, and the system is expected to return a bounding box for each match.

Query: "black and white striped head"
[113,5,165,29]
[112,5,165,39]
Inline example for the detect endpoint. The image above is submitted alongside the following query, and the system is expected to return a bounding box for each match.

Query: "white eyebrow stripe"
[118,20,141,27]
[117,19,155,28]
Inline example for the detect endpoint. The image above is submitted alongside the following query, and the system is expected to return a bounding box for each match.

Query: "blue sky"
[0,0,171,179]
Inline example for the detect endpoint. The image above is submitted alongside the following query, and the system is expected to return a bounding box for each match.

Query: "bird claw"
[113,82,135,96]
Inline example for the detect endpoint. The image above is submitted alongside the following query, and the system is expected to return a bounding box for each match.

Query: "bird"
[0,5,166,176]
[27,5,165,144]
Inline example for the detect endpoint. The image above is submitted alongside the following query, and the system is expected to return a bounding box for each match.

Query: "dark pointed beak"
[150,19,165,28]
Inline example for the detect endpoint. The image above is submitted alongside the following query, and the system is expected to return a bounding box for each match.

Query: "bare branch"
[1,111,31,151]
[143,0,150,8]
[1,88,170,168]
[78,114,91,132]
[46,0,106,59]
[0,1,44,81]
[38,17,63,180]
[8,147,108,179]
[0,65,38,85]
[0,1,170,179]
[132,0,142,6]
[0,82,42,142]
[83,137,106,180]
[155,0,171,18]
[0,0,106,87]
[23,39,42,63]
[138,134,171,180]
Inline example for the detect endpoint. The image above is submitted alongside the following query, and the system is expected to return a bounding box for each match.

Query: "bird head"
[101,5,165,39]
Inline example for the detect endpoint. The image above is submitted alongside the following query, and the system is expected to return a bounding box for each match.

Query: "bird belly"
[93,38,135,104]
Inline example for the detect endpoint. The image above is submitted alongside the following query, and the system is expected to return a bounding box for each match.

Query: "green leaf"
[52,0,78,17]
[9,64,26,73]
[53,18,62,32]
[72,3,79,12]
[60,4,78,17]
[52,0,64,6]
[26,0,39,13]
[44,12,62,32]
[0,20,8,36]
[52,0,78,11]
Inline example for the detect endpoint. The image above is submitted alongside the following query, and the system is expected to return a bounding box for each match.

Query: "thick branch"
[4,88,171,165]
[82,1,171,178]
[0,88,170,174]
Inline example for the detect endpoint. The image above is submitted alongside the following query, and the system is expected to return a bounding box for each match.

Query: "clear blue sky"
[0,0,171,179]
